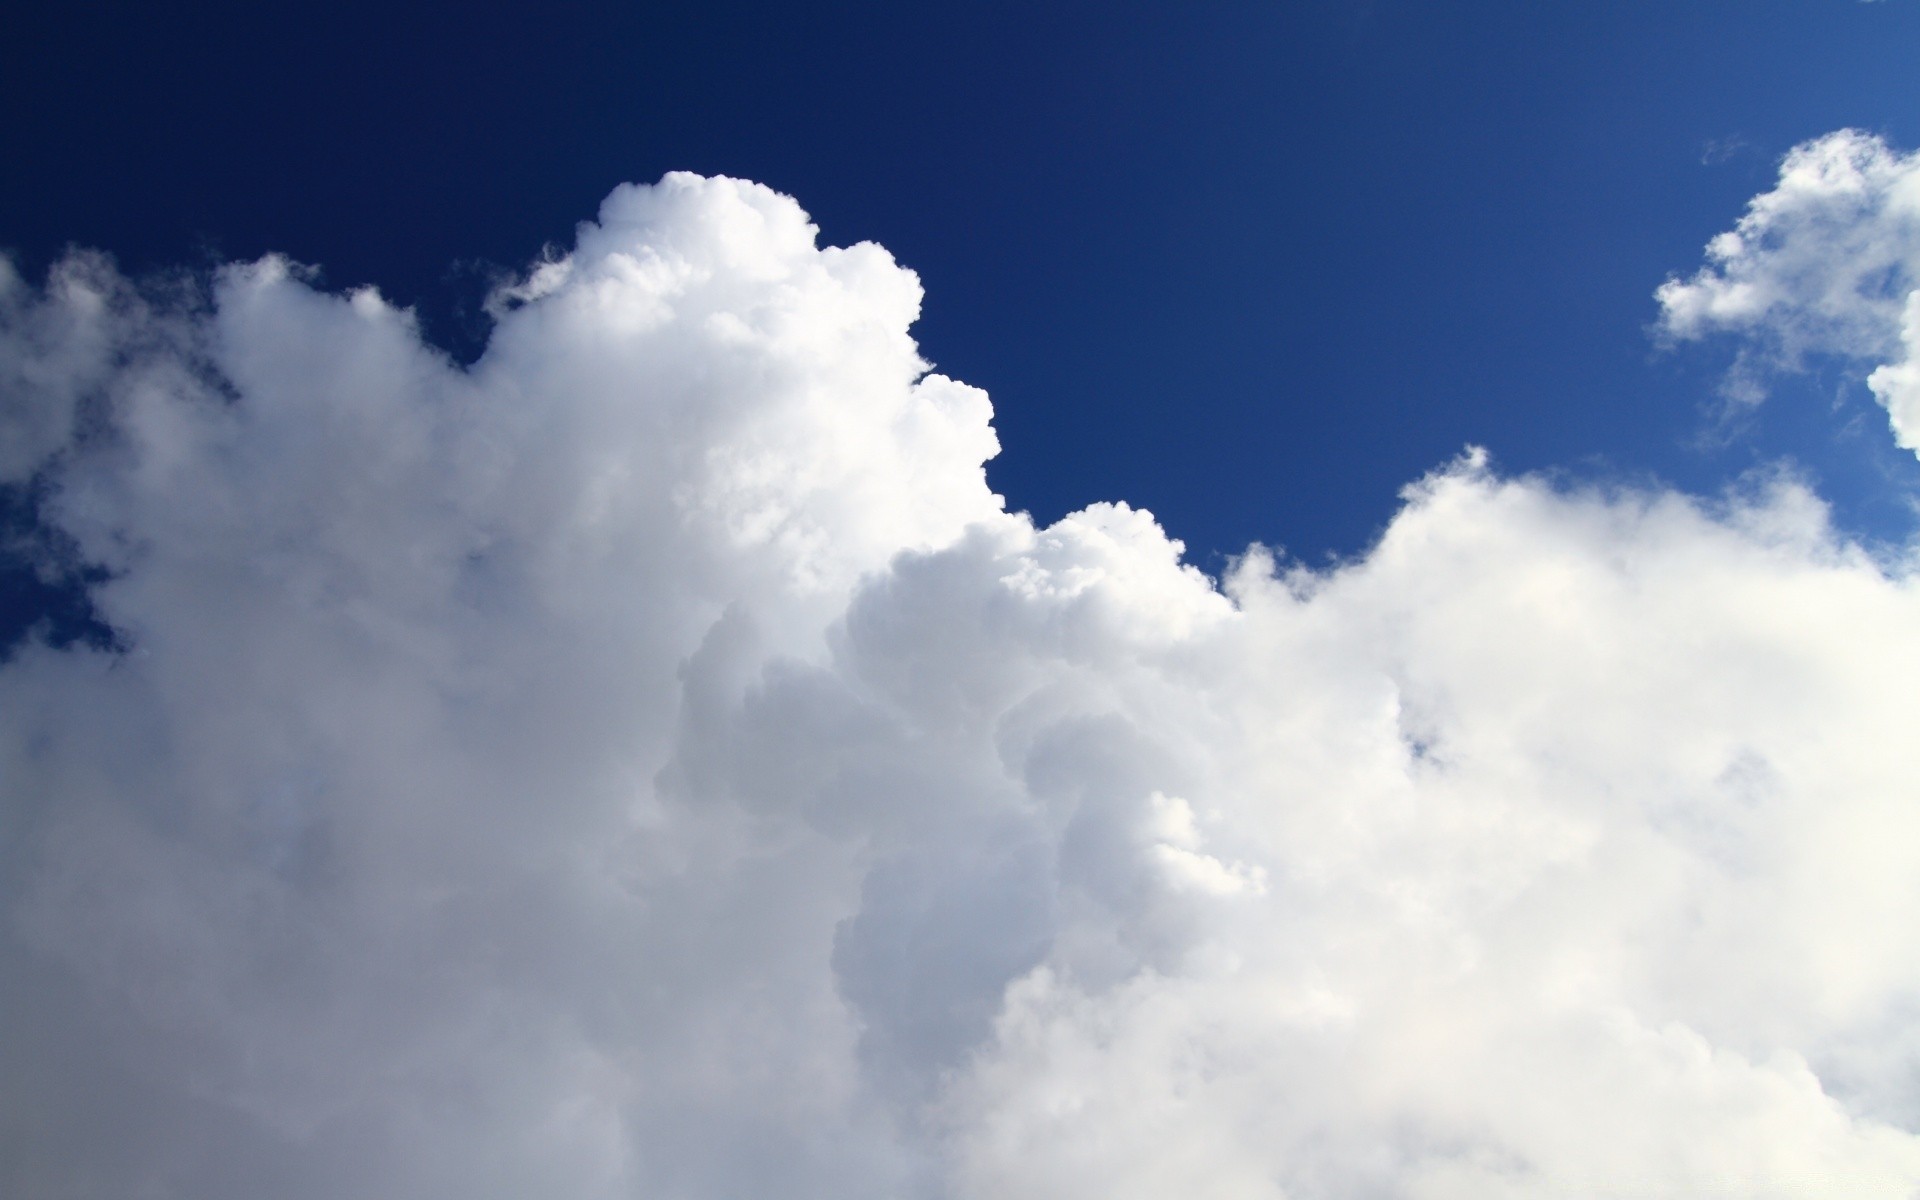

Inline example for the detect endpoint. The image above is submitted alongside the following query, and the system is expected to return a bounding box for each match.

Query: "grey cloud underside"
[4,166,1920,1199]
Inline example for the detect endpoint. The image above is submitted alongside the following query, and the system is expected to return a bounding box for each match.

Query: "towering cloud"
[3,159,1919,1198]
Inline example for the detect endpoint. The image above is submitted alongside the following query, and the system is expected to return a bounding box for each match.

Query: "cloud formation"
[1658,129,1920,450]
[4,164,1920,1198]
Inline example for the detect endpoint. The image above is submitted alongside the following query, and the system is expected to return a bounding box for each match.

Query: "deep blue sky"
[6,0,1920,583]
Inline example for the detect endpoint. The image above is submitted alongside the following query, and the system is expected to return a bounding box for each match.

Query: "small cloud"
[1658,128,1920,454]
[1699,134,1752,166]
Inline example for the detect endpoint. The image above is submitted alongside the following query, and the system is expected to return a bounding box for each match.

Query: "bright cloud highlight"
[3,157,1920,1199]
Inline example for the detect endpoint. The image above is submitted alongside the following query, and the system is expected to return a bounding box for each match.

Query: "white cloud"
[4,166,1920,1198]
[1657,129,1920,449]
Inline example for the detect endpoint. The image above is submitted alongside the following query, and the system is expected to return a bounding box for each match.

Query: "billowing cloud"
[1657,129,1920,450]
[4,166,1920,1199]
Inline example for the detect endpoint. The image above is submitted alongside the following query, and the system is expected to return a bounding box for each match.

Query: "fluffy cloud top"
[1657,129,1920,449]
[4,162,1920,1199]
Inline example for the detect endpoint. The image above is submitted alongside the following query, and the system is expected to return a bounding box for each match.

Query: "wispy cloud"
[1658,130,1920,452]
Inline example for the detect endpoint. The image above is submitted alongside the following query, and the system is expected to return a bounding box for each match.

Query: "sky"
[7,0,1920,571]
[5,3,1920,1198]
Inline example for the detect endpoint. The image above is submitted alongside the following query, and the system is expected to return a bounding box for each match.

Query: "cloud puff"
[4,167,1920,1199]
[1657,129,1920,450]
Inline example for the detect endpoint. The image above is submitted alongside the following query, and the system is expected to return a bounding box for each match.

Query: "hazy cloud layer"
[1658,128,1920,449]
[4,161,1920,1198]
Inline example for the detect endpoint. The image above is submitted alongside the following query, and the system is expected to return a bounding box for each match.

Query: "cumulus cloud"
[1657,129,1920,449]
[3,167,1920,1199]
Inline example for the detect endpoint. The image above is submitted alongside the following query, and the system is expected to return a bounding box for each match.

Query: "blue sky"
[7,0,1918,570]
